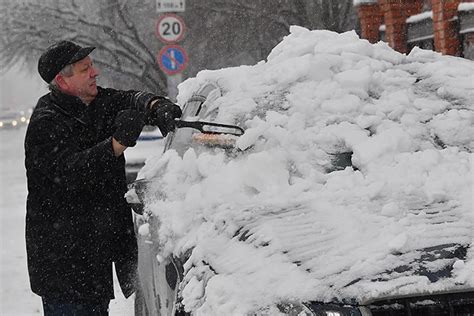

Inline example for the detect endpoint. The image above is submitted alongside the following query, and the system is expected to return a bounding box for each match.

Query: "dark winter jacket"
[24,87,144,302]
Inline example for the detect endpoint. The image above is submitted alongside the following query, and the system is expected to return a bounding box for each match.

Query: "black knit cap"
[38,41,95,83]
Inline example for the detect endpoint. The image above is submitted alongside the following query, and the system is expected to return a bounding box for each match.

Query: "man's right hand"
[113,109,145,147]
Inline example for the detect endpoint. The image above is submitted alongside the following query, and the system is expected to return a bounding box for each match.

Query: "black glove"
[113,110,145,147]
[145,98,182,137]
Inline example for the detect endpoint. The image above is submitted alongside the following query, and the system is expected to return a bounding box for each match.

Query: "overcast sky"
[0,63,48,112]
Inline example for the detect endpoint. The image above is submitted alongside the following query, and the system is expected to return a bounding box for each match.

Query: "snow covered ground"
[137,27,474,315]
[0,127,42,315]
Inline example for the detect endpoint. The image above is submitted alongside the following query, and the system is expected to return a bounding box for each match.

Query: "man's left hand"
[146,99,182,137]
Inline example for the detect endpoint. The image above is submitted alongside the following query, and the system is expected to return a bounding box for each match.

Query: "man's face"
[58,56,99,103]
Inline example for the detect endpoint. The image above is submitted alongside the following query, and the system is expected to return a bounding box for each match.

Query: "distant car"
[128,28,474,316]
[0,111,29,129]
[0,109,32,129]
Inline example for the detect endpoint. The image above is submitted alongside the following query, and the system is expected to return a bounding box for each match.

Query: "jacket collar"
[49,87,107,123]
[50,87,89,119]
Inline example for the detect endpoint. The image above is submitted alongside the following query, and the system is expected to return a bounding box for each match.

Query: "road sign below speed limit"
[156,14,186,44]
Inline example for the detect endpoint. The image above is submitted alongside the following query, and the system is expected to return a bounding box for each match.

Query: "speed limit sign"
[156,14,186,43]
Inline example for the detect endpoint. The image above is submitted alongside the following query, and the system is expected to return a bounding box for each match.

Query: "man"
[24,41,182,315]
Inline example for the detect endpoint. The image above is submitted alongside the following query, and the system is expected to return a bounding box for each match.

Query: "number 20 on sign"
[156,14,186,44]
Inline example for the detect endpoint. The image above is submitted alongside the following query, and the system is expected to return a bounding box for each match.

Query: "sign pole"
[167,73,182,101]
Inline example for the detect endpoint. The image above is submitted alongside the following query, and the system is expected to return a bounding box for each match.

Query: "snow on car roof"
[138,26,474,315]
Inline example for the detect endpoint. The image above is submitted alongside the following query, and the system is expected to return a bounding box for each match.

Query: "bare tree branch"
[0,0,357,93]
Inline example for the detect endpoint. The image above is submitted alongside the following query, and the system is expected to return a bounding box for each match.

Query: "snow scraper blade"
[174,119,244,136]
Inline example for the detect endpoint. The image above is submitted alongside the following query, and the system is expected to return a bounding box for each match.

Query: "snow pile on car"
[138,26,474,315]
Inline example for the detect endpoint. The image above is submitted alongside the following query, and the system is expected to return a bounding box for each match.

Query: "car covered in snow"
[128,27,474,315]
[0,110,30,129]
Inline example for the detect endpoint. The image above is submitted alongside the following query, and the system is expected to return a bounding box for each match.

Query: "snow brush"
[174,119,244,136]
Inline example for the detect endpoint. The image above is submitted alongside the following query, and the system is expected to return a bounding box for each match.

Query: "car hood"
[136,27,474,315]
